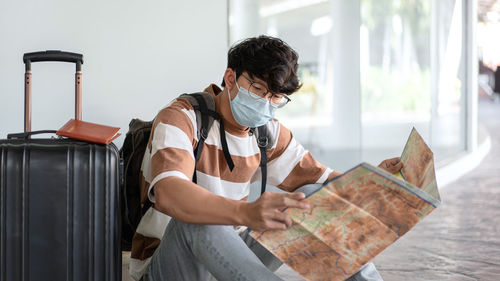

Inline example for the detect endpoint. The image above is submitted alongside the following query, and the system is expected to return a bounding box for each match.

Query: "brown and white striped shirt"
[129,84,333,280]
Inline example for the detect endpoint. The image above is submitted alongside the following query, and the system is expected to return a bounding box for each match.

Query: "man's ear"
[223,68,236,91]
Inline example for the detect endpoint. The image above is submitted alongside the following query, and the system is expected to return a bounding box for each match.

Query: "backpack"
[119,92,272,251]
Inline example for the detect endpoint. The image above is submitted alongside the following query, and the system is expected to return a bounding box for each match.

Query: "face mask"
[229,82,276,127]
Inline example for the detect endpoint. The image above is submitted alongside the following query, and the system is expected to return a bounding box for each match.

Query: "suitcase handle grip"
[8,130,58,140]
[23,51,84,70]
[23,51,83,134]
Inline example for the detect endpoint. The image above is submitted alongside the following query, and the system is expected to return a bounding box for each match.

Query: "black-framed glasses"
[240,74,291,108]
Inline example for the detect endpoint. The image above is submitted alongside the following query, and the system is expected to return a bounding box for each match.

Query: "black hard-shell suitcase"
[0,51,121,281]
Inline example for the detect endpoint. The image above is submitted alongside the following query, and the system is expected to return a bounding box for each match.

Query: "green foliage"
[361,66,431,113]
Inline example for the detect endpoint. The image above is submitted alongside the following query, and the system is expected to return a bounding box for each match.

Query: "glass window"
[229,0,467,170]
[360,0,433,161]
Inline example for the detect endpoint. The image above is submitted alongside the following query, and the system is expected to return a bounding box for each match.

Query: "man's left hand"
[378,157,403,174]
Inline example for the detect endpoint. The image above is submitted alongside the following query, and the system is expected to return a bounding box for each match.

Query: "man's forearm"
[154,176,249,226]
[326,170,343,182]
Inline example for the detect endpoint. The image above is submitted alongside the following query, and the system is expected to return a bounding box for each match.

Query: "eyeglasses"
[240,73,291,108]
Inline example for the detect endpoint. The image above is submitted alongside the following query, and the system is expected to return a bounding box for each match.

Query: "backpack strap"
[181,93,215,183]
[253,124,274,195]
[218,120,235,171]
[179,92,219,142]
[180,92,235,182]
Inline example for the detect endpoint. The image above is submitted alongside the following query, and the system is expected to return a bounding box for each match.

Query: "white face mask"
[228,81,275,127]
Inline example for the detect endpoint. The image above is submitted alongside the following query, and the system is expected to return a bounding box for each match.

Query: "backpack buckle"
[257,136,268,148]
[200,127,208,140]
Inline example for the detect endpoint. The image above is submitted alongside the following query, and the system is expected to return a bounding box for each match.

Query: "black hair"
[221,35,302,95]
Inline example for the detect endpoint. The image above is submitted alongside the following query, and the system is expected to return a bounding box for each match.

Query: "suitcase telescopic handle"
[23,50,84,134]
[23,50,83,70]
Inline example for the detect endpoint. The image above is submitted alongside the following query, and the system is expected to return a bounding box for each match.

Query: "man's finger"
[266,220,288,230]
[283,196,310,210]
[395,161,403,170]
[387,162,403,173]
[391,161,403,171]
[388,157,400,164]
[286,192,306,200]
[272,211,293,228]
[268,193,309,210]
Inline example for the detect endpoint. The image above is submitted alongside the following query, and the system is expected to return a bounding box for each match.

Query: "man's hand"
[240,192,310,231]
[378,157,403,174]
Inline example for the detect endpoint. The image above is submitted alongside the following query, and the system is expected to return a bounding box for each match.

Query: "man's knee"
[169,219,234,245]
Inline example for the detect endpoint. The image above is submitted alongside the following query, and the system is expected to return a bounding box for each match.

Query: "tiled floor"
[123,97,500,281]
[369,98,500,281]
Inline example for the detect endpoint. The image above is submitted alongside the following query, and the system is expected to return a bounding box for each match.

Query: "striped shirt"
[129,84,333,280]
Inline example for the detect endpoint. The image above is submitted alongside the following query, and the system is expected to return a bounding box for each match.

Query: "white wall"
[0,0,228,147]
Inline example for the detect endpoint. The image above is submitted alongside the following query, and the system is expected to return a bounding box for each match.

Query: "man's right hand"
[239,192,310,231]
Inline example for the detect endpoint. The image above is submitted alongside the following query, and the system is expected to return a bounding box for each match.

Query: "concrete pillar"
[330,0,361,152]
[229,0,261,45]
[465,0,478,151]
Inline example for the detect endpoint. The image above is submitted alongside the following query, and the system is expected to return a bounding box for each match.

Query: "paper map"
[250,128,441,281]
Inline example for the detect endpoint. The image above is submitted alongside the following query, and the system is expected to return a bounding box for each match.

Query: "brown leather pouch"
[57,119,120,145]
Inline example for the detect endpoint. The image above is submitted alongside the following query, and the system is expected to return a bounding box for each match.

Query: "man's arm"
[323,157,403,183]
[154,176,310,231]
[325,170,343,182]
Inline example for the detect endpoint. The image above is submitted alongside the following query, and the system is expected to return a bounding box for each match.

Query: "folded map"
[250,127,441,281]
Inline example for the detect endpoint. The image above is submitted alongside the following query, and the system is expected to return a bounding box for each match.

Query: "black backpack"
[119,92,272,250]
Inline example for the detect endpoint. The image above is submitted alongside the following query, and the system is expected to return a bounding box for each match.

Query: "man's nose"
[263,92,274,100]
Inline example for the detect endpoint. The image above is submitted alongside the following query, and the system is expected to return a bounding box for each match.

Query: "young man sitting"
[129,35,402,281]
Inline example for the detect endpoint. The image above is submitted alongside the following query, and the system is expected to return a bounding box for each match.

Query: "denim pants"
[142,184,384,281]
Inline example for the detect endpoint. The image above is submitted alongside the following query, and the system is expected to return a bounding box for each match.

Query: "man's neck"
[205,84,250,137]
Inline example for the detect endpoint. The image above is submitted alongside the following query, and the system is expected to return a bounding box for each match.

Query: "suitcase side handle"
[23,51,83,134]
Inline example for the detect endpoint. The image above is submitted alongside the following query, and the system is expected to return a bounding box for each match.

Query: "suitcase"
[0,51,121,281]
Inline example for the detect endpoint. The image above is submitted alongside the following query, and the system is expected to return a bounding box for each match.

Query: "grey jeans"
[142,184,384,281]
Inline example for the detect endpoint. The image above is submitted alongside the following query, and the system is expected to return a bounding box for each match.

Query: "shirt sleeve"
[251,122,333,192]
[141,98,198,203]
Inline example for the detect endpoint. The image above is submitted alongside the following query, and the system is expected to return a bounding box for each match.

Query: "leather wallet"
[57,119,121,145]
